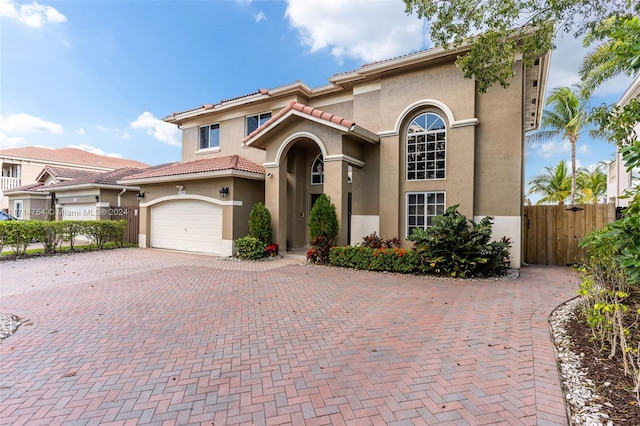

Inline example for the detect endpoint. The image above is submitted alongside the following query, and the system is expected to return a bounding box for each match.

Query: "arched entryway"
[281,137,324,250]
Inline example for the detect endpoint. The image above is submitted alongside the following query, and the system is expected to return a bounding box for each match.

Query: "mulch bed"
[567,291,640,423]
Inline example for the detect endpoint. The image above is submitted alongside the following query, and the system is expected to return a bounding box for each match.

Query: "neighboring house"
[607,74,640,207]
[119,45,550,266]
[4,167,145,221]
[0,146,149,213]
[3,166,99,220]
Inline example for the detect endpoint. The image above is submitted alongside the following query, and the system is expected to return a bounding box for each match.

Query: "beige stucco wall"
[5,194,51,220]
[474,64,525,217]
[1,161,47,211]
[137,176,264,250]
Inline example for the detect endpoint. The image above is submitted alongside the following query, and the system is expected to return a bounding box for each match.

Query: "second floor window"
[407,112,446,180]
[246,112,272,135]
[200,124,220,150]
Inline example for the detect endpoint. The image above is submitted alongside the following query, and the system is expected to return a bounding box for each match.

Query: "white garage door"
[61,203,96,221]
[150,200,223,254]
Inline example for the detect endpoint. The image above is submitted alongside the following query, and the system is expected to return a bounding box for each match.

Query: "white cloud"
[62,40,70,47]
[285,0,427,64]
[533,140,571,158]
[235,0,252,4]
[66,144,124,159]
[0,133,27,148]
[75,128,85,135]
[0,0,66,28]
[254,11,266,23]
[96,125,109,131]
[130,111,181,147]
[0,113,63,134]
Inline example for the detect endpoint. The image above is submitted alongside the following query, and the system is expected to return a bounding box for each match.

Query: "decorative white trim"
[221,239,234,257]
[450,118,479,128]
[353,80,381,95]
[351,215,380,246]
[474,215,521,269]
[139,234,147,248]
[141,194,241,208]
[272,131,329,167]
[379,99,479,136]
[324,154,365,168]
[196,147,221,155]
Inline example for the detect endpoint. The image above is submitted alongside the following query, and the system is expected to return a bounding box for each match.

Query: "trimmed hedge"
[0,219,127,256]
[329,246,420,273]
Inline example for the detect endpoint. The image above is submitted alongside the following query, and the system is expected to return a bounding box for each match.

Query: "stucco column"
[447,125,475,219]
[265,166,287,250]
[139,205,149,248]
[323,159,348,246]
[379,136,400,240]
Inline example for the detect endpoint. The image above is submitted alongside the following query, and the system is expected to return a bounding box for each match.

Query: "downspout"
[117,188,126,207]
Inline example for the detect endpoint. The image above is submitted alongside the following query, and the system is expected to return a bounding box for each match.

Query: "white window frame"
[14,200,24,219]
[406,191,445,238]
[246,112,272,136]
[311,155,324,185]
[406,112,446,181]
[199,123,220,151]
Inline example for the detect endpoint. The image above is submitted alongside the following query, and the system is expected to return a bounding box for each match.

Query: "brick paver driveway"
[0,249,577,425]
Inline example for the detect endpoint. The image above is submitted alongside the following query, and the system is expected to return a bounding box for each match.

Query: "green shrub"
[39,221,64,254]
[2,221,42,256]
[83,220,126,249]
[60,221,83,250]
[408,205,511,278]
[308,194,339,263]
[234,236,266,260]
[249,202,273,245]
[329,246,419,273]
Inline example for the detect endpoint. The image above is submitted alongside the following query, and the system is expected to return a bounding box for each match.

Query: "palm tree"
[527,86,590,205]
[580,15,640,97]
[528,160,572,205]
[576,166,608,204]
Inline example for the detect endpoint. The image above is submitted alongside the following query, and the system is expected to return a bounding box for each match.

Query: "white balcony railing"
[1,176,21,191]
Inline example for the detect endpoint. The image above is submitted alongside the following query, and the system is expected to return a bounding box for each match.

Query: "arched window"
[406,112,446,180]
[311,155,324,185]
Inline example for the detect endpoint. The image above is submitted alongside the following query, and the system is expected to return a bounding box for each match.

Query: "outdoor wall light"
[95,195,100,202]
[219,187,229,198]
[136,191,145,201]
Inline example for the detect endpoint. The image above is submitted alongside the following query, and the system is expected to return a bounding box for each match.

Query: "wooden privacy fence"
[110,206,140,245]
[523,203,616,266]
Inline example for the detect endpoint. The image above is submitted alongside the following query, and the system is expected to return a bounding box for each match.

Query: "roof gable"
[36,165,100,183]
[242,100,379,148]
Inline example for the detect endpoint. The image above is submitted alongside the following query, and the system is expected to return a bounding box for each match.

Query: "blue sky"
[0,0,633,202]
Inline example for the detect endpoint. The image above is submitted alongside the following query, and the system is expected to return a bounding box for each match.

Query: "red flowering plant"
[265,244,279,257]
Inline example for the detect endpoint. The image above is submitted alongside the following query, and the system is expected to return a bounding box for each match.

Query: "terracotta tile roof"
[243,100,378,144]
[121,155,265,181]
[0,146,149,169]
[48,167,145,188]
[169,89,270,118]
[36,166,100,182]
[3,182,45,194]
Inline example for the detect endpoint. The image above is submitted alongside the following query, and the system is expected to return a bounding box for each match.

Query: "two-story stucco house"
[120,44,550,267]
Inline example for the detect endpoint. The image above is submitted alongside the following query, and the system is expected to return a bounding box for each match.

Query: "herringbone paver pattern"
[0,249,576,425]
